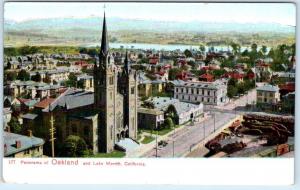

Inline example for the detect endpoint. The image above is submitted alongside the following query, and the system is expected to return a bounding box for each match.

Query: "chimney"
[15,140,21,149]
[27,130,33,137]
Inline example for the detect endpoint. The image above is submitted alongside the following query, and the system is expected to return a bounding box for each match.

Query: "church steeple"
[100,12,109,60]
[124,50,130,75]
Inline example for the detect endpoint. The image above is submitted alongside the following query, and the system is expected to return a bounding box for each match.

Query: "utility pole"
[173,125,175,157]
[155,130,158,157]
[203,117,205,140]
[49,111,56,158]
[213,113,216,132]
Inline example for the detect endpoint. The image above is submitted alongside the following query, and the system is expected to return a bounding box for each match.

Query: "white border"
[0,0,298,187]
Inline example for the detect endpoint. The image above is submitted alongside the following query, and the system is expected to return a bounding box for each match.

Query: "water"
[87,42,260,52]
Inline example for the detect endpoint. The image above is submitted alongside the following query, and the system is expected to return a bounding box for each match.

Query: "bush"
[61,135,87,157]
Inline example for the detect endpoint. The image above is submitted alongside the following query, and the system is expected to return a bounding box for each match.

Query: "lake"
[86,42,261,52]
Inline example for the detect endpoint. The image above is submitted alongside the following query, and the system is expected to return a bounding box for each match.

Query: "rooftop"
[256,84,279,92]
[4,132,44,157]
[22,113,38,120]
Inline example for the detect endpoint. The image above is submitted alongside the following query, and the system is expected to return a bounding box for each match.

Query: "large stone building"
[173,79,228,106]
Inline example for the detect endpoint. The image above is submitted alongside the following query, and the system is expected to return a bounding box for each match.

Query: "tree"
[261,45,268,57]
[231,42,241,56]
[5,71,17,81]
[61,135,87,157]
[65,73,77,87]
[87,48,98,57]
[237,83,246,94]
[199,44,206,54]
[228,78,237,87]
[184,49,192,58]
[8,116,22,134]
[43,75,51,83]
[241,49,249,57]
[227,85,238,99]
[164,117,174,129]
[79,47,88,54]
[168,68,182,80]
[165,105,179,125]
[17,69,30,81]
[31,72,42,82]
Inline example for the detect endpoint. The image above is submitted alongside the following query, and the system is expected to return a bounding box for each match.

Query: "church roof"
[41,88,94,112]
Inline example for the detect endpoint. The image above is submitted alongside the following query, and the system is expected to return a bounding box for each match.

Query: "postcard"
[1,1,296,185]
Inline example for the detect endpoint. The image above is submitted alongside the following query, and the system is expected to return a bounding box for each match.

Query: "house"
[3,108,12,130]
[222,70,244,83]
[77,74,94,91]
[256,84,280,109]
[138,73,166,97]
[199,73,214,82]
[144,97,204,125]
[149,57,159,65]
[6,80,65,99]
[137,108,164,130]
[173,79,228,106]
[272,72,295,83]
[4,132,44,158]
[279,82,295,97]
[246,69,256,80]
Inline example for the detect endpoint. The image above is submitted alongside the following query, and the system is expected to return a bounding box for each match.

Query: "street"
[141,89,257,158]
[142,111,237,157]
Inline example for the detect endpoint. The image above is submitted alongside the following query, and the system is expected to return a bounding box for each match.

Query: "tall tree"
[17,69,30,81]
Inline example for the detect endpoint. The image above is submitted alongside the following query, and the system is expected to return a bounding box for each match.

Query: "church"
[93,12,138,153]
[22,13,138,155]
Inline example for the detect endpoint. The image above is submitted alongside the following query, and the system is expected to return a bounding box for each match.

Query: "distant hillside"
[4,17,295,47]
[4,17,295,33]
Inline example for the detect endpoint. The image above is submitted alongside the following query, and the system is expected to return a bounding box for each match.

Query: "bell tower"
[94,12,116,153]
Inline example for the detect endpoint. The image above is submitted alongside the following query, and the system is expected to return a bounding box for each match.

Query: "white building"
[173,79,228,106]
[145,97,204,125]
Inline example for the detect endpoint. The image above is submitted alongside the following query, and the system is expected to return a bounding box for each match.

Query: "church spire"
[100,11,109,58]
[124,50,130,75]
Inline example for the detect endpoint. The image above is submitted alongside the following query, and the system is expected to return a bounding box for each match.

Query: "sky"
[4,2,296,26]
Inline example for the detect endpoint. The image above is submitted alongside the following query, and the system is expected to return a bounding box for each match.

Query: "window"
[176,88,178,92]
[195,97,197,101]
[109,76,114,85]
[131,87,135,94]
[111,125,113,140]
[208,91,210,96]
[191,88,194,94]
